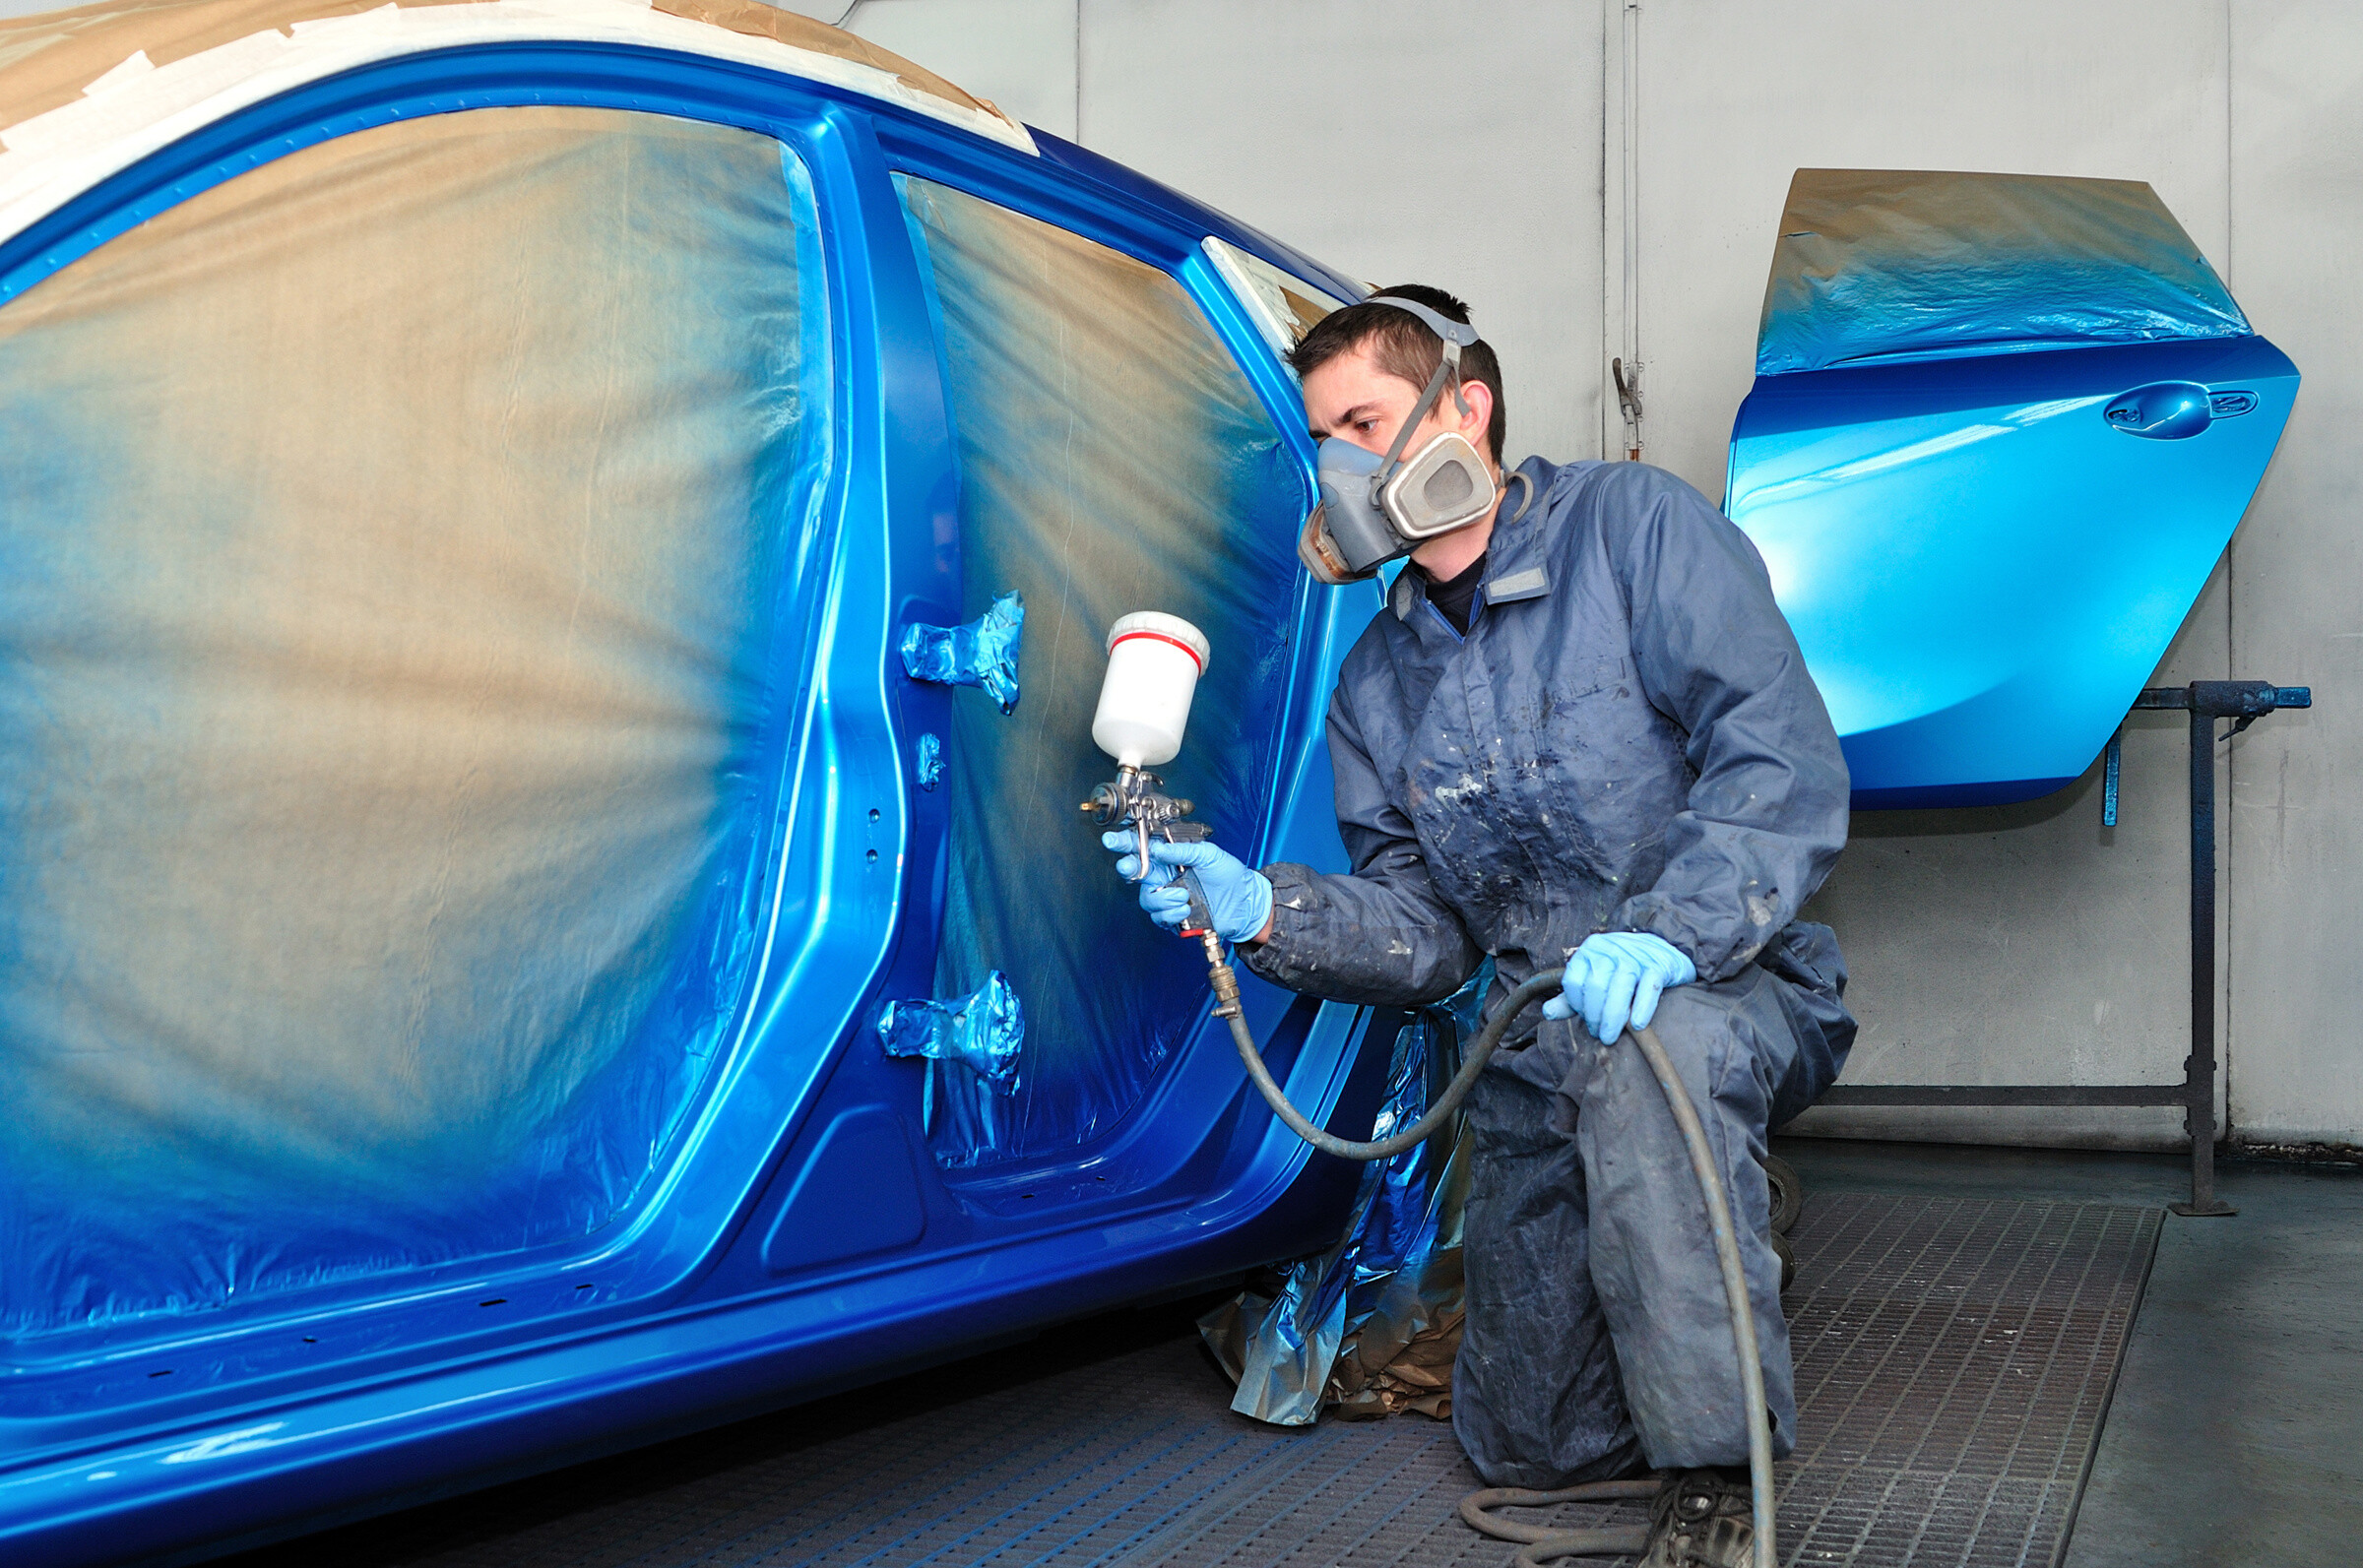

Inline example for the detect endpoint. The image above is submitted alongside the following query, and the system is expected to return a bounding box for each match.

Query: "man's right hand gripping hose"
[1135,879,1775,1566]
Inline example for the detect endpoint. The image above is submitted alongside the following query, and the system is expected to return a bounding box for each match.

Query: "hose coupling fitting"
[1207,957,1243,1020]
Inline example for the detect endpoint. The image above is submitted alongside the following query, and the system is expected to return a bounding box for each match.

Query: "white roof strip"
[0,0,1036,253]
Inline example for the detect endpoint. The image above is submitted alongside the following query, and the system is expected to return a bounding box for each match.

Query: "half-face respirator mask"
[1297,294,1501,586]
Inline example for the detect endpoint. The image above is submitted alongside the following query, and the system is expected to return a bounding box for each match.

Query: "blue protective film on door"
[895,174,1307,1170]
[0,107,831,1342]
[1203,970,1483,1425]
[1757,168,2251,375]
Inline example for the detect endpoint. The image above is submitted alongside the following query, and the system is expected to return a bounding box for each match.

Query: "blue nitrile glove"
[1542,931,1698,1043]
[1102,831,1275,944]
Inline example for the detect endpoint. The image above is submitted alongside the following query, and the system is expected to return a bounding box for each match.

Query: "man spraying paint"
[1105,286,1855,1568]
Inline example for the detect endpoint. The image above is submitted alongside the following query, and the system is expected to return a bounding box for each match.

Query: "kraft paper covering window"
[0,106,832,1339]
[1757,168,2251,376]
[897,175,1306,1169]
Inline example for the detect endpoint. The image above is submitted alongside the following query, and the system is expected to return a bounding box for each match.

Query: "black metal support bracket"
[1817,679,2311,1219]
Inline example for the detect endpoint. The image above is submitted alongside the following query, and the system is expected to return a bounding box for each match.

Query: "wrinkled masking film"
[1206,967,1487,1425]
[0,108,829,1340]
[900,591,1024,714]
[916,731,943,789]
[1758,169,2251,376]
[894,174,1307,1171]
[877,971,1025,1096]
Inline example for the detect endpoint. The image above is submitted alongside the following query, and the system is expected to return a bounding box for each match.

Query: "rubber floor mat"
[218,1195,2157,1568]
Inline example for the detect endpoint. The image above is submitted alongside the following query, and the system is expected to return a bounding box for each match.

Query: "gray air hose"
[1202,960,1775,1568]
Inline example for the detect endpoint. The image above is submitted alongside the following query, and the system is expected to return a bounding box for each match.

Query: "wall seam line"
[2221,0,2237,1136]
[1599,0,1612,462]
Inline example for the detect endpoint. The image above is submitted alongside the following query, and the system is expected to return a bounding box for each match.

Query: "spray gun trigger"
[1173,866,1217,940]
[1149,828,1219,935]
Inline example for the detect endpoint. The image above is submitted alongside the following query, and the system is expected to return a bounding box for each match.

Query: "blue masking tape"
[876,970,1025,1095]
[899,592,1024,714]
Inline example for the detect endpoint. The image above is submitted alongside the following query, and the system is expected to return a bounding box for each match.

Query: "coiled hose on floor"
[1202,960,1774,1568]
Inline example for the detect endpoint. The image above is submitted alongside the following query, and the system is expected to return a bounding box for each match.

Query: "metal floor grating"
[221,1195,2159,1568]
[1774,1196,2161,1566]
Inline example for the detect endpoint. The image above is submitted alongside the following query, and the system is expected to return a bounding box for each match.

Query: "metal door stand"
[1817,680,2310,1217]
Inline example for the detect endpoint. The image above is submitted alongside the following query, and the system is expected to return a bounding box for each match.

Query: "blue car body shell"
[0,18,1389,1566]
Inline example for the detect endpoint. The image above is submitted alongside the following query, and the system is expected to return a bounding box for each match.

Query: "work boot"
[1637,1468,1756,1567]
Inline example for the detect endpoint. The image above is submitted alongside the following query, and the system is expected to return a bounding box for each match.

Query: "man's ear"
[1452,377,1495,453]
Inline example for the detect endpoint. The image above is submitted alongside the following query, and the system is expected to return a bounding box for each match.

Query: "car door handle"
[2104,381,2213,440]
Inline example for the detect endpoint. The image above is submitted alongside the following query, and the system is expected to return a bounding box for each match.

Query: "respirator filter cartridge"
[1092,612,1210,768]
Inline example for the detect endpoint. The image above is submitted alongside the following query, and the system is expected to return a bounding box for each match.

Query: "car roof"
[0,0,1364,329]
[0,0,1041,257]
[0,0,1026,140]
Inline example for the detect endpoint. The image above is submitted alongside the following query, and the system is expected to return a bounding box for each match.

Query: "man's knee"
[1644,977,1752,1054]
[1635,976,1776,1109]
[1634,957,1850,1129]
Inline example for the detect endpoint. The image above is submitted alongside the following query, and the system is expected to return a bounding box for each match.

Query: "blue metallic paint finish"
[0,45,1388,1568]
[1727,334,2298,809]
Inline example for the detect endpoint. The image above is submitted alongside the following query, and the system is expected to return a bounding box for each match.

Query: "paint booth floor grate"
[223,1196,2159,1568]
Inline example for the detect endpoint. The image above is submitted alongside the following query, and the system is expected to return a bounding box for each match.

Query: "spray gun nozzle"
[1082,766,1212,907]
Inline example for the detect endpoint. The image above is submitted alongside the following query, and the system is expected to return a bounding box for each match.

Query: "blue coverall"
[1242,457,1856,1486]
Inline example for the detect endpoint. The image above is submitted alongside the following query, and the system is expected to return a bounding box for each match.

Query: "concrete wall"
[2219,2,2363,1147]
[830,0,2363,1152]
[844,0,1609,467]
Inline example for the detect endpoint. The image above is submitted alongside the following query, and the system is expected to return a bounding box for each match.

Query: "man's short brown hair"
[1287,283,1505,464]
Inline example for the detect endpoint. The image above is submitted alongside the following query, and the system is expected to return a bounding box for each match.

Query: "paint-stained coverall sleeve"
[1605,468,1849,980]
[1242,684,1485,1006]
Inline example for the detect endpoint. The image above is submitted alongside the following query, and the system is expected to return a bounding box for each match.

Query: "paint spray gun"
[1077,613,1227,969]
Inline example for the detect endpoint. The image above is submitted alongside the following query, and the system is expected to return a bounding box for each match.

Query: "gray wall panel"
[845,0,1082,142]
[2223,0,2363,1146]
[1626,0,2240,1149]
[848,2,1604,467]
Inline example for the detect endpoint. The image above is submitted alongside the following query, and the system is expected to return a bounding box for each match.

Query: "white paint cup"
[1092,612,1211,768]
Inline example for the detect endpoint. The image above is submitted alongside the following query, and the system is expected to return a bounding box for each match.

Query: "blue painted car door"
[1725,169,2298,809]
[724,120,1389,1345]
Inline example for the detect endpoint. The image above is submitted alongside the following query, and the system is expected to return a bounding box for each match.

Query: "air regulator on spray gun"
[1080,610,1780,1568]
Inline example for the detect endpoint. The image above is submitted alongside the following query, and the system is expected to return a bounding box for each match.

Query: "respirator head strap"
[1373,352,1461,491]
[1365,293,1479,420]
[1361,295,1479,509]
[1501,466,1537,526]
